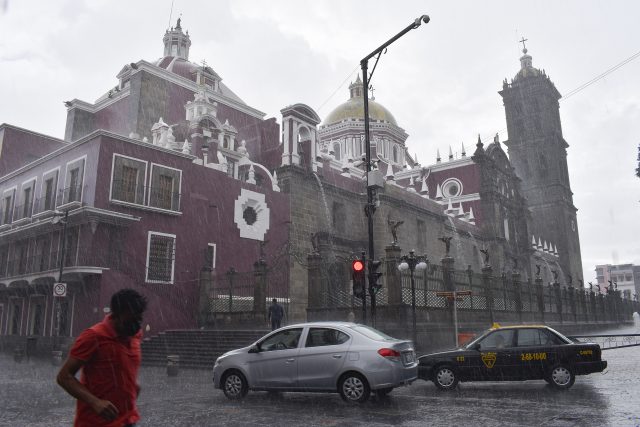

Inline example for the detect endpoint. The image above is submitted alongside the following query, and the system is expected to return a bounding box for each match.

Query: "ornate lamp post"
[398,250,427,346]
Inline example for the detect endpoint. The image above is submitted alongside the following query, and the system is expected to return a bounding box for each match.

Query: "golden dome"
[322,75,397,126]
[323,97,398,126]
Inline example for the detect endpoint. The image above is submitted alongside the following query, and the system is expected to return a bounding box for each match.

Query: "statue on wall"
[588,281,593,291]
[568,274,573,287]
[480,248,490,266]
[552,270,558,282]
[535,264,541,278]
[310,233,320,254]
[387,217,404,246]
[439,236,453,257]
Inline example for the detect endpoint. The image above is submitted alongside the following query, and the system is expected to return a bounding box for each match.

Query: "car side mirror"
[248,344,261,354]
[471,343,481,351]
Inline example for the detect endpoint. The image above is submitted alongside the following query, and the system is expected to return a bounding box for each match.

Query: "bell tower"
[499,40,583,282]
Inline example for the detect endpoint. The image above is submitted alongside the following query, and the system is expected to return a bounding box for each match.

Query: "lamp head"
[398,261,409,272]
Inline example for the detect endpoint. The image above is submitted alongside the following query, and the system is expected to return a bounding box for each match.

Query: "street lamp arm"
[360,14,430,64]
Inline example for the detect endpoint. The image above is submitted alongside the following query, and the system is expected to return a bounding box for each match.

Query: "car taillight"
[378,348,401,361]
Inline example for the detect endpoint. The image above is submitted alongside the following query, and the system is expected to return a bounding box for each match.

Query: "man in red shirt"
[57,289,148,427]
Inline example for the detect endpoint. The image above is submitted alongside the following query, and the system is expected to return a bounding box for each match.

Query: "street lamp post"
[361,15,430,325]
[398,250,427,346]
[52,210,69,361]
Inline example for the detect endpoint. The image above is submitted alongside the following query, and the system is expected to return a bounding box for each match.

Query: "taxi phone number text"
[520,352,547,361]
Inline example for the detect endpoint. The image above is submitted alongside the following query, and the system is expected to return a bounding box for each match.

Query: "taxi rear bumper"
[573,360,607,375]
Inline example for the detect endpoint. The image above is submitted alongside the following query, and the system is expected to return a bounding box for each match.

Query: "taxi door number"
[520,352,547,361]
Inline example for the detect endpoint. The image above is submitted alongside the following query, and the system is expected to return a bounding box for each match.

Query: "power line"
[315,64,360,114]
[562,49,640,100]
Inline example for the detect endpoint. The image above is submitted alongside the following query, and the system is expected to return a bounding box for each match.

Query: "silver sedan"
[213,322,417,403]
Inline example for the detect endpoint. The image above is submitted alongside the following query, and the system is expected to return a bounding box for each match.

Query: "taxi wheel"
[221,370,249,400]
[547,364,575,390]
[433,365,458,390]
[338,372,370,404]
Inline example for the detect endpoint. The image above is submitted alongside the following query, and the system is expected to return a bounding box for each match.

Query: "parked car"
[213,322,418,403]
[418,324,607,390]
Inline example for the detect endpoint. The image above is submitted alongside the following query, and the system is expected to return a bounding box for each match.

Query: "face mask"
[121,319,142,337]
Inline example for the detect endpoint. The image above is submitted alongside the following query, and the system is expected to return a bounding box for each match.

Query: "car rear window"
[350,325,395,341]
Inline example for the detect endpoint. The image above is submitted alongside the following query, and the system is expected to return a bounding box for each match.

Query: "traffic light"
[352,259,365,298]
[369,260,383,294]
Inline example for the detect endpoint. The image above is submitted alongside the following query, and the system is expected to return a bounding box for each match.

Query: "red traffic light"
[352,260,365,272]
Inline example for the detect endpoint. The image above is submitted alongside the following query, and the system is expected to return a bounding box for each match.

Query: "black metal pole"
[54,210,69,351]
[360,15,429,327]
[361,251,367,325]
[411,267,417,346]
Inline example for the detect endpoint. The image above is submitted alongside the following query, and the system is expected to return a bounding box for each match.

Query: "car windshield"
[349,325,396,341]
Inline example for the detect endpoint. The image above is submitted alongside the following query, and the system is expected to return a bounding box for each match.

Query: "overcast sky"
[1,0,638,283]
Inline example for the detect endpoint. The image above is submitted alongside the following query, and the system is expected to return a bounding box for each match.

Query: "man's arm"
[56,357,119,421]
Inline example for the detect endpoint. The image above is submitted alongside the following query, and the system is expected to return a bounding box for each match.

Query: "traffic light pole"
[361,252,367,325]
[361,15,429,327]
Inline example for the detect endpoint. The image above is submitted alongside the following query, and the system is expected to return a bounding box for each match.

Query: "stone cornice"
[0,130,196,182]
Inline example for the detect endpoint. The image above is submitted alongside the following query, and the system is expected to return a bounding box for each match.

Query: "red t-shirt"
[69,315,142,427]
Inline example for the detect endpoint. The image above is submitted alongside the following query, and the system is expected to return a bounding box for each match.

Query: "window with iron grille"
[111,155,146,204]
[149,164,181,211]
[2,194,13,225]
[146,232,175,283]
[43,177,55,211]
[64,158,85,204]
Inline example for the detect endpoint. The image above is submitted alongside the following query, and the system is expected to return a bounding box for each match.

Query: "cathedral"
[0,20,582,344]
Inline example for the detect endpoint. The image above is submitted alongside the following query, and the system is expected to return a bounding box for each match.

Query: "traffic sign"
[53,282,67,297]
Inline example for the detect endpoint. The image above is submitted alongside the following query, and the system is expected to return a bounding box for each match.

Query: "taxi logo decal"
[481,352,497,369]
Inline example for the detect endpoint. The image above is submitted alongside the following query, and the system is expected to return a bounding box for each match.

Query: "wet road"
[1,327,639,427]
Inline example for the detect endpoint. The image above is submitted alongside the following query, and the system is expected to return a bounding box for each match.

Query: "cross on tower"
[200,59,208,71]
[519,37,528,51]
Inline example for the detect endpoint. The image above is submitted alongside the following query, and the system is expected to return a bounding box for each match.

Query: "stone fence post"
[253,260,267,321]
[535,275,544,322]
[512,271,522,322]
[554,281,563,323]
[385,245,403,305]
[482,265,493,324]
[198,267,213,327]
[307,253,323,309]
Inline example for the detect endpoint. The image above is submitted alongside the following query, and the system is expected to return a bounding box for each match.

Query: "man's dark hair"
[110,289,148,315]
[272,298,277,303]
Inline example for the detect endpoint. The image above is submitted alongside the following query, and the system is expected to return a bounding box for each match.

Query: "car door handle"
[286,358,295,363]
[332,354,342,359]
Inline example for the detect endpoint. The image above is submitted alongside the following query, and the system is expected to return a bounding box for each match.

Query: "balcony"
[110,179,181,213]
[12,201,34,223]
[0,246,108,282]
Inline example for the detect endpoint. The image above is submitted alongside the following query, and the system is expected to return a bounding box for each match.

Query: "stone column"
[198,267,213,327]
[554,281,563,323]
[385,245,403,305]
[253,260,267,322]
[512,271,522,322]
[442,257,455,291]
[291,121,301,165]
[310,129,318,172]
[589,291,597,323]
[482,265,494,324]
[535,275,544,322]
[307,253,323,309]
[281,118,291,166]
[568,286,577,323]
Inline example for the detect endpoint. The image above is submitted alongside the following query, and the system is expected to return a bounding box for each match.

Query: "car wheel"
[547,364,575,390]
[339,373,370,404]
[374,387,393,398]
[221,370,249,400]
[433,365,458,390]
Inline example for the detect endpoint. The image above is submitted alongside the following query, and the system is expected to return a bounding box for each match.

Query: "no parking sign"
[53,282,67,297]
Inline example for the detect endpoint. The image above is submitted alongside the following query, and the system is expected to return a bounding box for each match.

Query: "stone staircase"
[141,329,269,369]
